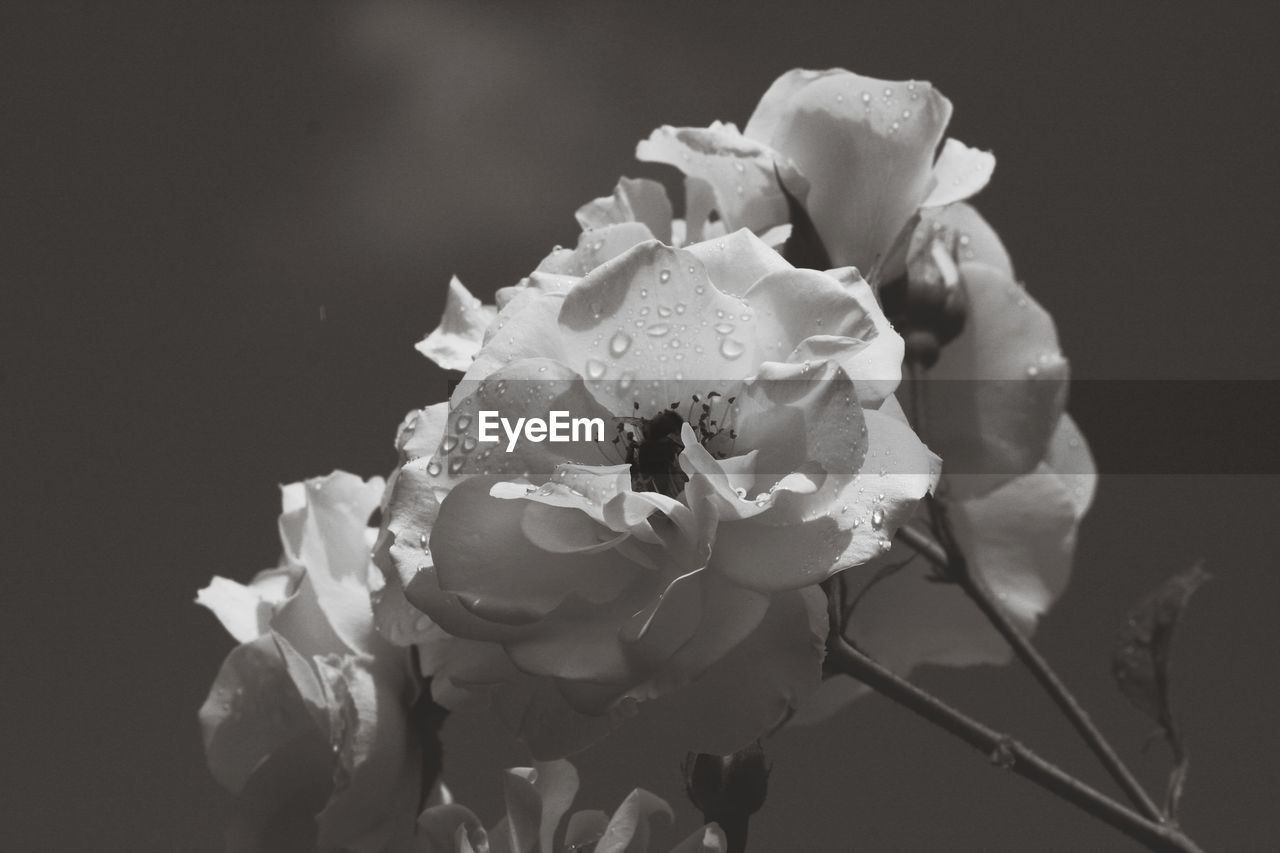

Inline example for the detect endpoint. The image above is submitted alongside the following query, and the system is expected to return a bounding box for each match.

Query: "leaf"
[774,165,830,271]
[1111,561,1210,820]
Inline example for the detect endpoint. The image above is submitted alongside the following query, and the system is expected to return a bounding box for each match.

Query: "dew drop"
[447,457,465,475]
[646,323,671,337]
[1026,365,1040,377]
[441,434,458,452]
[426,460,442,476]
[861,92,872,104]
[455,414,472,431]
[609,331,632,356]
[714,322,735,335]
[674,302,687,314]
[719,337,745,359]
[659,269,671,283]
[585,358,607,379]
[640,288,649,299]
[461,435,477,452]
[657,305,673,318]
[871,508,885,529]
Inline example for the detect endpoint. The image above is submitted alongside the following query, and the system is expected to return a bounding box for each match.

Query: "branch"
[823,630,1205,853]
[895,525,1166,822]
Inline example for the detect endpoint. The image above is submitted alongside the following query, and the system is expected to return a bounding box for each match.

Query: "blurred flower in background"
[418,759,725,853]
[198,472,423,852]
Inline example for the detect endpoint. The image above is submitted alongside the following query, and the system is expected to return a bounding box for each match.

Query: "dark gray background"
[6,1,1279,850]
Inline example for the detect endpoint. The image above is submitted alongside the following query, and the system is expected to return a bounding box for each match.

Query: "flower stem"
[823,629,1205,853]
[894,525,1167,823]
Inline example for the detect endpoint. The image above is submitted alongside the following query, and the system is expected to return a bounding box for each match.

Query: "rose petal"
[489,674,614,759]
[199,634,320,794]
[430,476,638,628]
[744,68,952,271]
[922,138,996,209]
[1045,413,1097,517]
[910,262,1068,498]
[593,788,673,853]
[396,401,450,463]
[417,804,488,853]
[565,811,611,849]
[743,267,887,371]
[536,221,655,278]
[196,576,276,645]
[576,177,674,244]
[415,276,498,372]
[683,228,792,297]
[532,760,579,853]
[908,201,1013,281]
[948,463,1080,630]
[636,122,791,235]
[557,242,770,409]
[630,586,826,754]
[766,405,939,575]
[312,654,419,853]
[288,472,386,656]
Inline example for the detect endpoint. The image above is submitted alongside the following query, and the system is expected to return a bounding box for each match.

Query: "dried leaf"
[1111,561,1210,820]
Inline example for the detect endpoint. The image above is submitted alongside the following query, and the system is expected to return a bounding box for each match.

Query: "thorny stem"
[823,597,1205,853]
[894,524,1167,823]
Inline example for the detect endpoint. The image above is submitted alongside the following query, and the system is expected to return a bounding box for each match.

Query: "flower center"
[610,392,737,498]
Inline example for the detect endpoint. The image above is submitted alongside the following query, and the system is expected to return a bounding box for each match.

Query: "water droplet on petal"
[719,337,745,359]
[657,305,673,317]
[609,331,632,356]
[447,457,465,475]
[461,435,477,452]
[586,358,607,379]
[871,508,885,529]
[659,269,672,283]
[714,322,735,335]
[455,414,472,431]
[426,460,442,476]
[646,323,671,337]
[441,434,458,452]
